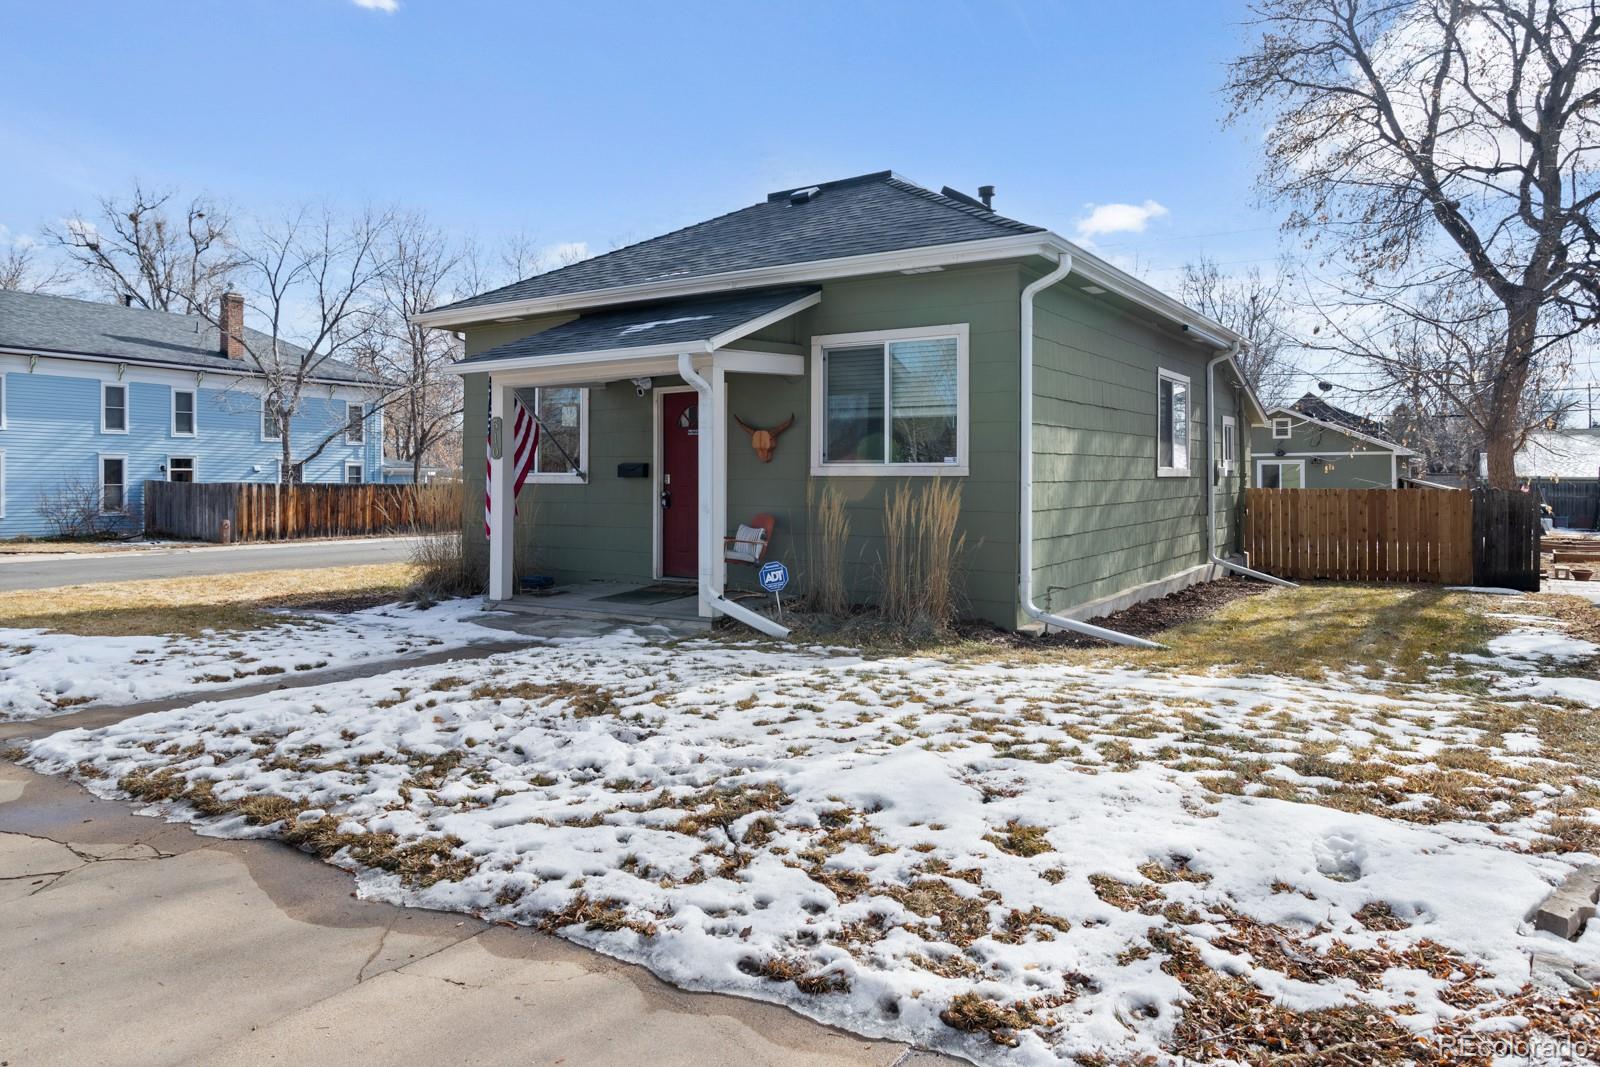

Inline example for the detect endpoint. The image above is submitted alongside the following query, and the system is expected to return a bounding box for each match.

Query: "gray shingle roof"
[0,289,379,384]
[459,286,818,366]
[1288,393,1395,444]
[433,172,1043,314]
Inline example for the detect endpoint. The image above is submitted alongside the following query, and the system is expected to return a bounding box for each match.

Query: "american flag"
[485,394,539,538]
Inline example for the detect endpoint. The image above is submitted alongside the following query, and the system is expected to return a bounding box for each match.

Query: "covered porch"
[467,287,818,638]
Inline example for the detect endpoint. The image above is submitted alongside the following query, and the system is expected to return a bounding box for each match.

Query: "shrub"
[36,478,118,539]
[806,481,851,616]
[408,527,481,601]
[880,478,967,630]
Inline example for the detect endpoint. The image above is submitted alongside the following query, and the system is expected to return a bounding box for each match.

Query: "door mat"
[594,584,697,605]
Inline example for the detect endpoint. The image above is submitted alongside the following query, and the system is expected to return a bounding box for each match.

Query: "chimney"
[978,185,995,210]
[219,290,245,360]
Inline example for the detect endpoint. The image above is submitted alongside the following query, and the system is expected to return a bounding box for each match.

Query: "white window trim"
[0,450,6,519]
[808,323,970,477]
[1256,458,1306,489]
[1272,416,1293,439]
[260,398,282,442]
[344,460,364,484]
[344,401,366,445]
[1155,368,1191,478]
[525,387,590,485]
[1219,415,1237,476]
[0,372,7,430]
[99,453,129,514]
[167,455,197,482]
[171,388,197,437]
[101,382,129,435]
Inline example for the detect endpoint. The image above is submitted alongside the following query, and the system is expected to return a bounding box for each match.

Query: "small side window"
[102,383,128,433]
[1156,369,1191,477]
[1272,416,1292,439]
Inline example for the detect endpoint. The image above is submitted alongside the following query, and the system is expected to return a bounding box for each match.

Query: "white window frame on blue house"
[101,383,129,434]
[344,460,363,484]
[99,453,128,513]
[261,398,281,442]
[0,450,6,519]
[172,388,197,437]
[345,402,365,445]
[808,323,970,477]
[167,455,196,482]
[0,373,7,429]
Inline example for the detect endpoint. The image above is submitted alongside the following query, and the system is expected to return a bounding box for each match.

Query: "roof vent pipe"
[789,187,820,205]
[1019,253,1163,649]
[978,185,995,210]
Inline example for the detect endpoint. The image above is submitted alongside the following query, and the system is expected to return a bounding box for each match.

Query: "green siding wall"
[1029,271,1247,617]
[460,263,1024,626]
[459,260,1247,629]
[1248,419,1398,489]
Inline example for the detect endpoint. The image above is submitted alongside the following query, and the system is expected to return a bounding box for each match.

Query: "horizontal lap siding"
[1029,277,1245,617]
[460,264,1024,627]
[0,363,374,538]
[1247,421,1398,489]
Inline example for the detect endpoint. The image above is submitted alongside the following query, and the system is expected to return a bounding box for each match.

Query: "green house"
[415,172,1266,640]
[1250,394,1414,490]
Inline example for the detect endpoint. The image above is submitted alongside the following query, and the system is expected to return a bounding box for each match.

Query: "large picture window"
[810,325,968,476]
[1156,369,1190,477]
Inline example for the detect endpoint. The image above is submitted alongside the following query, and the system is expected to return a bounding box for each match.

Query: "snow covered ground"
[21,594,1600,1066]
[0,599,514,720]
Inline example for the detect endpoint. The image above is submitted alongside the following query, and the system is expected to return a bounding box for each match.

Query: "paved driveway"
[0,761,936,1067]
[0,537,415,592]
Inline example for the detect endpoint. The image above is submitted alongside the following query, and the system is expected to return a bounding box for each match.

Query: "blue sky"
[0,0,1281,290]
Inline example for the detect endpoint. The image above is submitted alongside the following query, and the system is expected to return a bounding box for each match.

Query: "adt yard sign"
[758,560,789,593]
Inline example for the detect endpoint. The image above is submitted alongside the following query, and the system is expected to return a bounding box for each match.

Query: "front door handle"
[660,490,671,510]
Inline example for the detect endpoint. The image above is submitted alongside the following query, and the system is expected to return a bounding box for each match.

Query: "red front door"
[661,391,700,578]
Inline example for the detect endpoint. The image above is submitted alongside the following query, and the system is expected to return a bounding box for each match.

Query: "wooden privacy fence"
[1531,478,1600,530]
[1245,488,1473,584]
[1244,488,1541,589]
[144,481,460,543]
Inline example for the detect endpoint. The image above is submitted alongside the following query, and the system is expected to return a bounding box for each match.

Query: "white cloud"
[1075,200,1169,239]
[351,0,398,12]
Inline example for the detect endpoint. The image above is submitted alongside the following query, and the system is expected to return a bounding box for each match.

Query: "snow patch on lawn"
[26,629,1600,1065]
[0,598,513,720]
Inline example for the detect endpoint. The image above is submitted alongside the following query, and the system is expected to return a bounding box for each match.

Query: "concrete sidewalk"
[0,762,943,1067]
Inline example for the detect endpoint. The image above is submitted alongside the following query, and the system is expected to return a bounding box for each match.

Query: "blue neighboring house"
[0,289,388,538]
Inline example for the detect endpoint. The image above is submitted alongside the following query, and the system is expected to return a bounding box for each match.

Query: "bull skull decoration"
[734,413,794,462]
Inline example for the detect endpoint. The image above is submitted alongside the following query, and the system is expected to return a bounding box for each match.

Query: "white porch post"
[710,366,729,602]
[695,364,727,618]
[487,375,516,602]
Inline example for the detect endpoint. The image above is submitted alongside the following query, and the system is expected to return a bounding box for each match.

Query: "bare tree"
[199,206,393,483]
[1319,283,1580,473]
[357,212,467,483]
[1179,256,1299,403]
[1226,0,1600,486]
[46,182,241,314]
[0,242,68,293]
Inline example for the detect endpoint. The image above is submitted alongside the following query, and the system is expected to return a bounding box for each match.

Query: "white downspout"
[678,353,791,639]
[1206,347,1296,587]
[1019,254,1163,649]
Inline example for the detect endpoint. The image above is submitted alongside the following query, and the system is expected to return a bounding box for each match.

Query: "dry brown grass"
[806,480,851,616]
[408,528,481,602]
[0,538,141,555]
[880,478,967,631]
[0,563,417,636]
